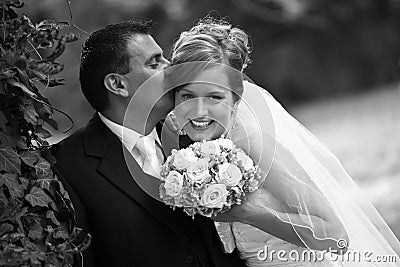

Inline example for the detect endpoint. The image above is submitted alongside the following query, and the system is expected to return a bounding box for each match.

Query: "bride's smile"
[174,66,239,141]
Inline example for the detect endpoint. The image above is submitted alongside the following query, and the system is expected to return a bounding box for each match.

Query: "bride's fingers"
[165,110,182,132]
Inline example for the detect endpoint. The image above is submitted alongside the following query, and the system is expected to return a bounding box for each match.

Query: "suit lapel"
[82,114,192,242]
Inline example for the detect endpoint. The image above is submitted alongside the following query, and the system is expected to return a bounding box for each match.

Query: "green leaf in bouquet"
[25,186,52,207]
[0,147,21,174]
[19,150,39,167]
[34,157,53,179]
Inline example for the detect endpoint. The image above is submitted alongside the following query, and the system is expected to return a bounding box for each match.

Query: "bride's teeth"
[191,120,211,127]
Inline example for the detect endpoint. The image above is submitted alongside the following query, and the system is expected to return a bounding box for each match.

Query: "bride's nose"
[193,97,208,116]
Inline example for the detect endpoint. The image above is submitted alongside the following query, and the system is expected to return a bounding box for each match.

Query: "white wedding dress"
[216,221,341,266]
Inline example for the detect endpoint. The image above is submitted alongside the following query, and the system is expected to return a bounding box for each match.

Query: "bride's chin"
[186,131,213,142]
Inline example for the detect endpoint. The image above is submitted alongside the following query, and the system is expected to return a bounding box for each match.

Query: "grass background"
[291,83,400,239]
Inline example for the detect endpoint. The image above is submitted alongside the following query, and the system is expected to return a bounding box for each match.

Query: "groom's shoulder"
[52,127,86,159]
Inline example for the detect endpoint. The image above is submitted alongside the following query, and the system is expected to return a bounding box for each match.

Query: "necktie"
[135,135,164,178]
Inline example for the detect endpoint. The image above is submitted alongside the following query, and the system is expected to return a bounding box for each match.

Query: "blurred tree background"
[20,0,400,130]
[20,0,400,237]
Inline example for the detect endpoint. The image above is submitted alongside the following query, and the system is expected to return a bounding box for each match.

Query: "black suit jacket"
[52,114,245,267]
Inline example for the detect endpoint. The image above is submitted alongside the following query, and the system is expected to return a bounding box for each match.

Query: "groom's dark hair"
[79,20,155,112]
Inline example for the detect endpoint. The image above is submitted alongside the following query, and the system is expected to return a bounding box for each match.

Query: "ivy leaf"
[0,111,7,131]
[36,20,69,31]
[0,68,16,80]
[0,132,15,148]
[53,224,69,239]
[0,147,21,174]
[20,103,39,124]
[7,79,37,98]
[62,32,80,43]
[35,39,66,63]
[5,0,24,8]
[35,125,52,139]
[35,157,53,179]
[35,103,58,131]
[29,62,64,75]
[46,210,60,226]
[0,173,24,198]
[36,178,52,191]
[0,223,14,235]
[46,78,65,87]
[25,186,52,207]
[19,150,39,167]
[28,221,43,239]
[0,190,9,206]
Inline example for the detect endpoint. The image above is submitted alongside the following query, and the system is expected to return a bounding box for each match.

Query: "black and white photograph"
[0,0,400,266]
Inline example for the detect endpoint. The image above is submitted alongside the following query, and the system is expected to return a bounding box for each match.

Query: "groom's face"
[123,34,173,117]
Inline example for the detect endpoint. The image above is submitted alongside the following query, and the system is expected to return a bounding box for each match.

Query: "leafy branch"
[0,0,91,266]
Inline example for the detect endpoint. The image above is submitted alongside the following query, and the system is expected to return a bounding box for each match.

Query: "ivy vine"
[0,0,91,266]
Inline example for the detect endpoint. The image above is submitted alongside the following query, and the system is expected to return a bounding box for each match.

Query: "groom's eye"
[149,62,160,69]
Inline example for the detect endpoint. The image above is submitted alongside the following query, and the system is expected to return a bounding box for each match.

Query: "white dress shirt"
[98,112,162,168]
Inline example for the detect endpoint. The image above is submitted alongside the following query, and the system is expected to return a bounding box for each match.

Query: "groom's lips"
[189,118,213,130]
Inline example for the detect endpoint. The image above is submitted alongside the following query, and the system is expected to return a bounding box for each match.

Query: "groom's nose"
[161,57,170,69]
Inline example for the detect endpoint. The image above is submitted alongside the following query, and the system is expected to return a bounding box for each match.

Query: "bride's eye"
[181,94,194,99]
[209,95,223,100]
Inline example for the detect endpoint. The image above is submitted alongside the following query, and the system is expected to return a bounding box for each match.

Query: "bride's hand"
[164,110,182,133]
[211,188,284,223]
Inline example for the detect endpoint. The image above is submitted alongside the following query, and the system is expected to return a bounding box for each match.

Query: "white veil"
[223,80,400,266]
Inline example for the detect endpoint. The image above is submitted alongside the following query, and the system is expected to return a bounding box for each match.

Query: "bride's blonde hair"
[171,16,252,73]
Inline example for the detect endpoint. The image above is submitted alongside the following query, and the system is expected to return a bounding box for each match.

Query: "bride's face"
[174,68,237,142]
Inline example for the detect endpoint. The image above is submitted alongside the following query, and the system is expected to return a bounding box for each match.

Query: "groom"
[52,20,245,267]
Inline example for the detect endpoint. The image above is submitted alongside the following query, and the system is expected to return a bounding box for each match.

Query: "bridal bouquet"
[159,138,263,218]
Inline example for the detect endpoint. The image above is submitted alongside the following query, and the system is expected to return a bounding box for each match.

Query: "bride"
[128,17,400,266]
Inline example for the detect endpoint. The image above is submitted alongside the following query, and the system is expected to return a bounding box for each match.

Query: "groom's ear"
[104,73,129,98]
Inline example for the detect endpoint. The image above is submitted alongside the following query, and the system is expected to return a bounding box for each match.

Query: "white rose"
[164,170,184,197]
[201,184,228,209]
[236,151,254,171]
[200,141,221,156]
[173,148,198,170]
[217,138,233,150]
[186,158,211,184]
[216,163,242,187]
